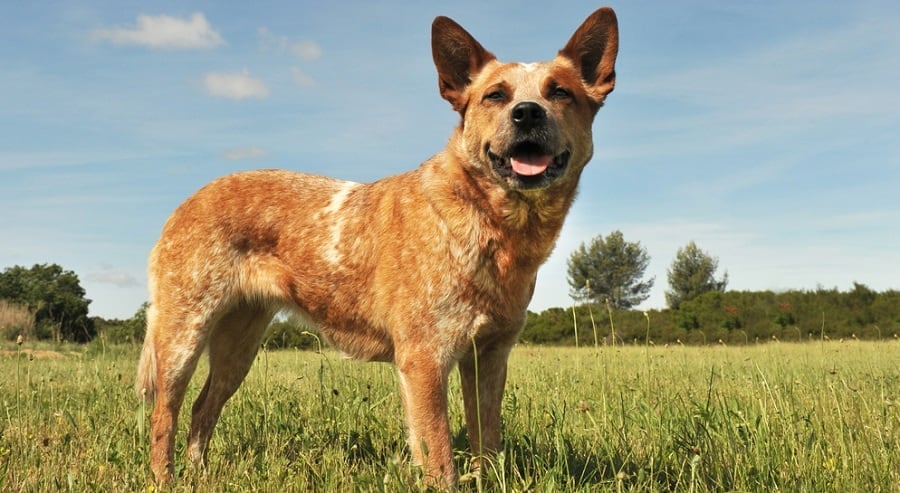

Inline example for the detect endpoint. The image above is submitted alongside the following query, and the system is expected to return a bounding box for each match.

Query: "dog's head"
[432,8,618,192]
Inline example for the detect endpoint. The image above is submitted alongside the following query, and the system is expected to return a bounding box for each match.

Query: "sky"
[1,1,898,320]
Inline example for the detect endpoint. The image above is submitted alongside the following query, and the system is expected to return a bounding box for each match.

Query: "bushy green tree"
[567,230,654,309]
[844,282,876,325]
[96,302,149,344]
[0,263,95,342]
[666,241,728,309]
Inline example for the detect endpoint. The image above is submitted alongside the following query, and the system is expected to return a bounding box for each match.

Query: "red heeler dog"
[137,7,618,489]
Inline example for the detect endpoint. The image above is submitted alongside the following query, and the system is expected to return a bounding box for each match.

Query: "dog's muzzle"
[487,101,570,189]
[488,143,570,189]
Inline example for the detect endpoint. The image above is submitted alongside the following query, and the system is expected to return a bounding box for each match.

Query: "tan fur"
[137,8,618,489]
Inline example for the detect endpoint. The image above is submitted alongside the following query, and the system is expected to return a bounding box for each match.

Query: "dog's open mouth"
[488,141,571,189]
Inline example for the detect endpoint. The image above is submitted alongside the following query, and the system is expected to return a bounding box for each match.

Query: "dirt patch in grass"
[0,349,69,359]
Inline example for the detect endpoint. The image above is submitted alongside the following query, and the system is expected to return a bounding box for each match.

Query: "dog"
[136,7,617,489]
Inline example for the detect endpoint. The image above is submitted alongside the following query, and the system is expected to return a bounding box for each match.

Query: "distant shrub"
[263,317,322,350]
[0,299,35,341]
[94,302,148,345]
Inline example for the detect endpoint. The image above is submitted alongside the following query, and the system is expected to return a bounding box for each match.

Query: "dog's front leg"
[458,341,513,473]
[396,351,456,489]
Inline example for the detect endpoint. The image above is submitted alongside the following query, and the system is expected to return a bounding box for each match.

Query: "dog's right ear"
[559,7,619,108]
[432,16,496,113]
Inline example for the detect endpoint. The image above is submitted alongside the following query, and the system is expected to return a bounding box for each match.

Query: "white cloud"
[221,147,269,160]
[291,67,315,87]
[291,40,322,61]
[203,70,269,100]
[92,12,224,50]
[258,27,322,60]
[88,268,141,288]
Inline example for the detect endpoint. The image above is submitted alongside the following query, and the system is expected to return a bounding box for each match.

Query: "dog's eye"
[550,86,573,100]
[483,90,506,102]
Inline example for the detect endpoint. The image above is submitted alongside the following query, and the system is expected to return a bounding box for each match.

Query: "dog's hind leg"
[186,302,274,468]
[147,307,209,484]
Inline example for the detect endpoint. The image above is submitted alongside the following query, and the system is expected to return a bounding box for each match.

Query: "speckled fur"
[136,8,618,489]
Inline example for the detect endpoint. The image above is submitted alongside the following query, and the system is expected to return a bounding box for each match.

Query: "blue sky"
[1,1,898,320]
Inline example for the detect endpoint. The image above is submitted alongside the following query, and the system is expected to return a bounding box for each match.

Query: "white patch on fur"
[395,369,422,462]
[323,181,360,265]
[519,62,539,73]
[162,322,207,390]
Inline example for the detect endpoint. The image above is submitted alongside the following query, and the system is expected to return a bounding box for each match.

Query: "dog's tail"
[135,303,158,403]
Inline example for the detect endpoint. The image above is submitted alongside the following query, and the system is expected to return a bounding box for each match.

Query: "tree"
[125,301,150,342]
[0,263,95,342]
[567,230,654,309]
[95,302,149,344]
[666,241,728,309]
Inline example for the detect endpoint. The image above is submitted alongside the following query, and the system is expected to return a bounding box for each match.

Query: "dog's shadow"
[216,412,626,488]
[450,429,621,489]
[320,427,618,488]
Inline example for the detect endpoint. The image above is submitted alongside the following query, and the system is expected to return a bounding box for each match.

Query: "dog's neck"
[421,148,578,270]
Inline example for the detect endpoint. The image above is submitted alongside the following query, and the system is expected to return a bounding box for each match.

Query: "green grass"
[1,340,898,491]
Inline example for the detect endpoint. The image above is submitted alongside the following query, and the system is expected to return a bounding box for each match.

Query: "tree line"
[2,245,897,347]
[522,283,899,346]
[539,230,898,345]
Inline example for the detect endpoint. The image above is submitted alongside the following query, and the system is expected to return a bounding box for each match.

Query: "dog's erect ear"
[559,7,619,105]
[432,16,496,112]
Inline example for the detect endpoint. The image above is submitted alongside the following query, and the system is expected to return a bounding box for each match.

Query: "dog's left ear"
[432,16,496,113]
[559,7,619,107]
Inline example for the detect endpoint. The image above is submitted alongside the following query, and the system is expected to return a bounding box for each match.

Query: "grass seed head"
[16,334,23,346]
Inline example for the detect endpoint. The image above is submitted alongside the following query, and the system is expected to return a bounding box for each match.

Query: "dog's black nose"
[511,101,546,129]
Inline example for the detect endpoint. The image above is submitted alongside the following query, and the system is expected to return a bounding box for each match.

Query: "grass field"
[1,339,898,492]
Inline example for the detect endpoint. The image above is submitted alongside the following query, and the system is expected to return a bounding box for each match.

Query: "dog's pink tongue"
[510,154,552,176]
